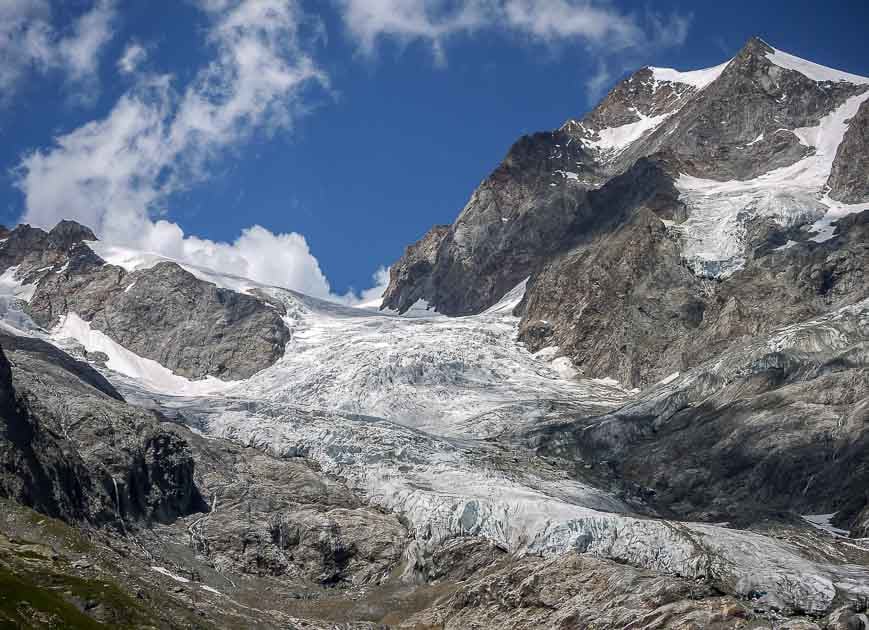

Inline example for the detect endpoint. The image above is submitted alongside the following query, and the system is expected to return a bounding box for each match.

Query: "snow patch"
[0,266,37,303]
[802,513,850,537]
[52,313,234,396]
[809,198,869,243]
[674,90,869,276]
[550,356,577,379]
[150,566,189,583]
[658,372,680,385]
[586,110,672,155]
[747,133,765,146]
[767,47,869,85]
[89,241,269,296]
[648,59,731,90]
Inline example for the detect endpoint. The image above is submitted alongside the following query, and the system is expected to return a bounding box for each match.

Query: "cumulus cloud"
[0,0,116,101]
[15,0,361,301]
[344,266,391,306]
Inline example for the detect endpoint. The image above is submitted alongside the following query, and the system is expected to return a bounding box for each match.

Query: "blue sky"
[1,0,867,300]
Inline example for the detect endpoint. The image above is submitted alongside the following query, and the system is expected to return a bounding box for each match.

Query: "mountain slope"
[383,37,869,389]
[0,36,868,629]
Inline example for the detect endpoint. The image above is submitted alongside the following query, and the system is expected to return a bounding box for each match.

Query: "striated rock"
[402,552,757,629]
[0,333,205,526]
[828,98,869,202]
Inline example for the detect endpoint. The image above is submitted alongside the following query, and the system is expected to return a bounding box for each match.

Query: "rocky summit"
[1,37,869,629]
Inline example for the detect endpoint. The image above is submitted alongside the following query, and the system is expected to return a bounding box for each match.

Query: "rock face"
[382,130,595,315]
[0,221,290,380]
[520,299,869,526]
[403,552,759,630]
[0,333,203,526]
[828,98,869,202]
[383,36,869,389]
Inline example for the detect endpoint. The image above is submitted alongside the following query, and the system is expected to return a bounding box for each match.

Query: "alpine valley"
[1,37,869,629]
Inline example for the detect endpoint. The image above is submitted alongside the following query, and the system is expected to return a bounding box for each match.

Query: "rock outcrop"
[0,333,203,527]
[0,222,291,380]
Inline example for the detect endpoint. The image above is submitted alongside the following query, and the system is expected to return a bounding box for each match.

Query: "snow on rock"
[747,132,765,146]
[802,513,850,537]
[585,110,673,156]
[89,241,269,296]
[0,266,37,303]
[218,280,627,435]
[809,197,869,242]
[674,90,869,276]
[0,266,42,336]
[658,371,681,386]
[13,257,865,616]
[132,364,859,616]
[150,566,190,583]
[767,46,869,85]
[648,59,731,90]
[51,313,234,396]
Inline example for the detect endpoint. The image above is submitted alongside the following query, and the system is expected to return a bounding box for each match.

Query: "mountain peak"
[48,220,98,250]
[737,36,775,59]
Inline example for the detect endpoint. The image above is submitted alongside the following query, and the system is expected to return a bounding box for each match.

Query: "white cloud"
[0,0,116,101]
[118,42,147,75]
[15,0,362,301]
[337,0,491,64]
[584,60,611,101]
[343,266,390,306]
[336,0,690,60]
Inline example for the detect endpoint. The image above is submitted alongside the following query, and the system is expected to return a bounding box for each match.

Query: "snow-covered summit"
[766,44,869,84]
[647,58,731,90]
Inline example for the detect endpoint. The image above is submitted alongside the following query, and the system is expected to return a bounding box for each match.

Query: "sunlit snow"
[767,46,869,84]
[674,90,869,276]
[648,59,732,90]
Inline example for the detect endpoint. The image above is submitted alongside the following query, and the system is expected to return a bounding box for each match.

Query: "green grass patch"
[0,565,152,629]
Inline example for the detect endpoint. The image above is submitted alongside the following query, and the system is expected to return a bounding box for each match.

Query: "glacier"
[31,267,868,614]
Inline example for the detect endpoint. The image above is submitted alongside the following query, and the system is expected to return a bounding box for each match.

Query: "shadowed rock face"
[382,129,599,315]
[518,203,869,388]
[0,222,291,380]
[828,98,869,202]
[0,334,204,526]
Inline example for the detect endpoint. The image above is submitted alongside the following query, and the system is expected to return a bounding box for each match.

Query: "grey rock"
[402,552,758,629]
[605,37,866,181]
[0,333,205,526]
[520,300,869,528]
[382,130,596,315]
[0,221,291,380]
[382,38,868,320]
[828,98,869,202]
[172,437,408,587]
